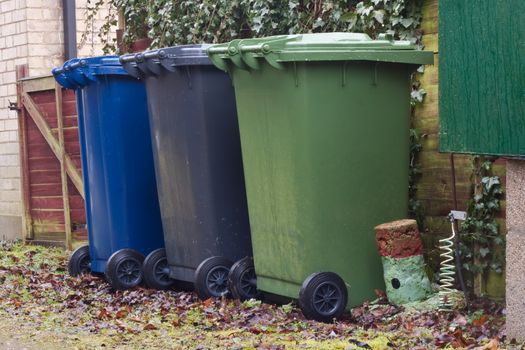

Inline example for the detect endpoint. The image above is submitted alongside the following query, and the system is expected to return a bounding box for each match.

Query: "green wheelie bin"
[208,33,433,322]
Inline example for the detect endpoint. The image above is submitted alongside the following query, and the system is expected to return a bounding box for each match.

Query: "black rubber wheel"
[194,256,233,299]
[105,249,145,290]
[299,272,348,323]
[68,245,91,277]
[142,248,175,290]
[228,257,259,300]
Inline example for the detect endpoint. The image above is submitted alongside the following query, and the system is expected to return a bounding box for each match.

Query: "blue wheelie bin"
[52,56,164,290]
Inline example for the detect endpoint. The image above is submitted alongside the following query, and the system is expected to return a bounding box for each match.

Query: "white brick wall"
[0,0,115,237]
[0,0,28,221]
[76,0,115,57]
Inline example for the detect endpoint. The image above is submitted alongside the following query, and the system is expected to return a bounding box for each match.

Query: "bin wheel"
[228,257,259,300]
[68,245,91,277]
[142,248,175,290]
[105,249,145,290]
[194,256,233,300]
[299,272,347,323]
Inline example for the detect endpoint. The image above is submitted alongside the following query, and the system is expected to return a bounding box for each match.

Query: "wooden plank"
[16,64,32,239]
[29,170,62,184]
[32,224,66,235]
[439,0,525,156]
[421,33,438,53]
[31,208,84,223]
[30,183,63,196]
[20,75,55,93]
[56,82,73,250]
[64,142,81,158]
[35,101,76,127]
[29,90,55,104]
[31,195,84,209]
[421,1,438,35]
[21,91,84,199]
[27,156,60,171]
[70,209,86,223]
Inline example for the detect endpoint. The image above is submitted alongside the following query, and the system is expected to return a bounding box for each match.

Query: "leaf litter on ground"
[0,241,510,349]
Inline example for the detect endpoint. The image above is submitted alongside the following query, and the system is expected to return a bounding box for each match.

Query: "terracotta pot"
[129,37,152,53]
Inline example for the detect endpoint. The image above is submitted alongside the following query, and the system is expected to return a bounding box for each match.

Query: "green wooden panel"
[439,0,525,156]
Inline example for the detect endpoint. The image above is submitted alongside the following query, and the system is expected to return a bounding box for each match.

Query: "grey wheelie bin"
[120,45,254,300]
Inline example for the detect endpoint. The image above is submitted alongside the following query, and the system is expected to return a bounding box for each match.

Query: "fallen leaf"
[143,323,158,330]
[473,314,489,327]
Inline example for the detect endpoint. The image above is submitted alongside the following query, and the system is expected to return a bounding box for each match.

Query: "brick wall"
[0,0,114,240]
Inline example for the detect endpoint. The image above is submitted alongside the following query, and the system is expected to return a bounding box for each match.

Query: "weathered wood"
[29,170,62,184]
[56,83,73,251]
[36,101,77,127]
[31,208,85,222]
[30,195,84,209]
[27,142,80,160]
[420,1,438,35]
[30,183,63,196]
[32,223,66,235]
[21,91,84,199]
[439,0,525,156]
[16,64,32,239]
[20,75,56,93]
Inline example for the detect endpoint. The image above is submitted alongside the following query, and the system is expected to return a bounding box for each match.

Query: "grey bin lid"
[120,44,213,78]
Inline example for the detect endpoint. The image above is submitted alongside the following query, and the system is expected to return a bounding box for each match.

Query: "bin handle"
[53,59,87,74]
[207,46,229,55]
[67,60,87,70]
[144,50,166,60]
[208,44,269,55]
[119,55,135,63]
[120,50,165,64]
[239,44,271,54]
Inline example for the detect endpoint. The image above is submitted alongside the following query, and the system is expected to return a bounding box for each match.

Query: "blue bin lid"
[120,44,213,79]
[52,56,128,89]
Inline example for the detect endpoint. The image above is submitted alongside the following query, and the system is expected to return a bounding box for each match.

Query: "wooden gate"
[16,65,86,249]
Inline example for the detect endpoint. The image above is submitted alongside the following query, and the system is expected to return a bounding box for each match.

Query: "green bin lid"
[208,33,434,71]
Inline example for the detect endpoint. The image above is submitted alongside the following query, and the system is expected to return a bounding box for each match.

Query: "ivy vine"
[82,0,425,52]
[408,128,424,228]
[459,157,505,280]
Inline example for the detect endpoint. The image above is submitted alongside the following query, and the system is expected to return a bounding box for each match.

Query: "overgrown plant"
[82,0,425,52]
[408,128,424,228]
[459,157,505,282]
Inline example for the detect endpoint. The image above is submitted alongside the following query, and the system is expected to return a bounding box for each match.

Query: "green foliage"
[408,128,424,228]
[82,0,424,53]
[459,157,505,279]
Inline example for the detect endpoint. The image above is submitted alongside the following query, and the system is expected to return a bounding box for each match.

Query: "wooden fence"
[415,0,506,297]
[16,65,86,249]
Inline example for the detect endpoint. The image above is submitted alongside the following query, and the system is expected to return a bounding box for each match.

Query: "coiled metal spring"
[438,221,457,312]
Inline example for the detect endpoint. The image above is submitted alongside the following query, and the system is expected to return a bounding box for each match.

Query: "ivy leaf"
[400,17,414,28]
[493,236,504,245]
[479,247,490,258]
[373,10,385,24]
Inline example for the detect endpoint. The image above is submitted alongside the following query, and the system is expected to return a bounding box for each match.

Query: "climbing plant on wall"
[460,157,505,280]
[83,0,425,51]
